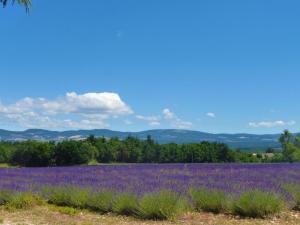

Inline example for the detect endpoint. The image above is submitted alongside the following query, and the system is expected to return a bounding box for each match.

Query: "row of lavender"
[0,164,299,196]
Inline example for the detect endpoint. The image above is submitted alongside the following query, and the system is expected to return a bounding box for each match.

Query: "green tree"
[11,141,54,167]
[295,134,300,148]
[1,0,31,11]
[279,130,298,162]
[54,141,94,166]
[0,144,13,163]
[279,130,293,148]
[139,136,157,163]
[284,143,300,162]
[79,142,98,162]
[124,136,141,163]
[86,135,97,146]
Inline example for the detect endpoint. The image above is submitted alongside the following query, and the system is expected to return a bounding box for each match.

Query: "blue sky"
[0,0,299,133]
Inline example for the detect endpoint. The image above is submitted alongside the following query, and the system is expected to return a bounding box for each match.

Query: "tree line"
[0,135,270,167]
[279,130,300,162]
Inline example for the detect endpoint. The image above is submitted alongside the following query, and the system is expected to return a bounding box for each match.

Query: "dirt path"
[0,206,300,225]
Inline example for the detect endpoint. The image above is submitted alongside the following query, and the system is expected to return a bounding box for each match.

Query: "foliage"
[232,190,284,218]
[279,130,300,162]
[112,193,138,216]
[11,141,54,167]
[189,188,230,213]
[0,190,14,205]
[42,186,89,208]
[283,184,300,210]
[54,141,95,166]
[138,191,189,220]
[86,191,114,213]
[0,0,31,12]
[6,192,44,209]
[0,135,266,166]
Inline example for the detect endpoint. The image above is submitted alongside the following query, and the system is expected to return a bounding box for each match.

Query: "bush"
[42,186,89,208]
[138,190,188,220]
[112,193,138,216]
[283,184,300,210]
[86,191,114,213]
[232,190,284,218]
[6,192,44,209]
[0,190,14,205]
[189,188,229,213]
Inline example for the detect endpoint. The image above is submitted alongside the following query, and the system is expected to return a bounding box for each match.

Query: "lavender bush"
[0,163,299,219]
[0,163,299,195]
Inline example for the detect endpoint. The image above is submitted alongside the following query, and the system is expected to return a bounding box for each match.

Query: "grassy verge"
[0,185,298,221]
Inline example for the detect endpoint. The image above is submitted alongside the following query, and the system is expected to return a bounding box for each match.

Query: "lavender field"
[1,163,299,196]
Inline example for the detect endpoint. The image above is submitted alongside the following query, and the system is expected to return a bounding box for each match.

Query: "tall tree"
[1,0,31,11]
[279,130,300,162]
[279,130,293,149]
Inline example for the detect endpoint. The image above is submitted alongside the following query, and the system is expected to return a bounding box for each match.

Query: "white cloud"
[248,120,296,128]
[149,121,161,126]
[162,109,175,120]
[206,112,216,118]
[136,115,161,126]
[0,92,132,130]
[124,119,133,125]
[162,108,192,129]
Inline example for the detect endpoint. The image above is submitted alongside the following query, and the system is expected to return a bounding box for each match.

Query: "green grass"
[0,186,292,220]
[138,190,189,220]
[0,190,14,205]
[283,184,300,210]
[232,189,284,218]
[55,206,79,215]
[6,192,44,210]
[42,186,89,208]
[189,188,230,213]
[86,191,114,213]
[112,193,138,216]
[0,163,11,168]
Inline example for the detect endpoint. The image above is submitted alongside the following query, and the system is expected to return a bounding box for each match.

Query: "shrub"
[86,191,114,213]
[189,188,229,213]
[138,190,188,220]
[6,192,44,209]
[283,184,300,210]
[42,186,89,208]
[0,190,14,205]
[112,193,138,216]
[232,190,284,218]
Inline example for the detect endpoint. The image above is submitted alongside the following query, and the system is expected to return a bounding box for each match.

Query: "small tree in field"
[279,130,300,162]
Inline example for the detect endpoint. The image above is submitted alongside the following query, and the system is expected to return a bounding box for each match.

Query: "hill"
[0,129,282,150]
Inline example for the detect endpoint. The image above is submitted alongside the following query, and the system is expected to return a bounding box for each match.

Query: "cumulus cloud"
[0,92,132,130]
[162,109,175,120]
[124,119,133,125]
[248,120,296,128]
[136,115,161,126]
[206,112,216,118]
[162,108,192,129]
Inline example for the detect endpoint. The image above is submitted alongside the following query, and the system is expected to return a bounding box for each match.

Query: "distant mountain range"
[0,129,283,150]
